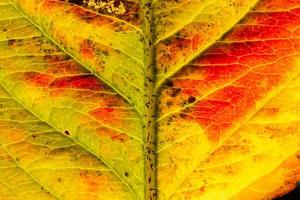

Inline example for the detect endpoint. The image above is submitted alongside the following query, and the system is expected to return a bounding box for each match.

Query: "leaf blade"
[157,0,300,199]
[0,85,136,200]
[154,0,259,88]
[0,3,144,199]
[9,0,147,114]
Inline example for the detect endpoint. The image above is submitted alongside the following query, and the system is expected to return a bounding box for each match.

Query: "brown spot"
[7,39,17,46]
[64,130,70,135]
[166,80,174,87]
[166,101,173,107]
[180,113,188,119]
[169,88,181,97]
[188,96,196,103]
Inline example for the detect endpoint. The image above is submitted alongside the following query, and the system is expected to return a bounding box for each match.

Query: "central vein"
[143,1,158,200]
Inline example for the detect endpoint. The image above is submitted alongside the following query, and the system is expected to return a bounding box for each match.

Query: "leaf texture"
[9,0,146,114]
[154,0,259,87]
[0,2,144,198]
[0,0,299,200]
[0,85,136,200]
[157,0,300,199]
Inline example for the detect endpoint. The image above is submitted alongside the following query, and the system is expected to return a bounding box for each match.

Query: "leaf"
[0,0,299,200]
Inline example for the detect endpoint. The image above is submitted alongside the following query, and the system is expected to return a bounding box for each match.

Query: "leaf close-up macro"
[0,0,300,199]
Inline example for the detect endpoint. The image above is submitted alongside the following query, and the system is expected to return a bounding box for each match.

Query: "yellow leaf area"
[0,86,137,200]
[0,0,299,200]
[157,0,300,199]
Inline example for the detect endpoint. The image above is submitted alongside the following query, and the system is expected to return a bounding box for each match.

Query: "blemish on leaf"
[188,96,196,103]
[64,130,70,135]
[7,39,17,46]
[69,0,83,5]
[166,80,174,87]
[169,88,181,97]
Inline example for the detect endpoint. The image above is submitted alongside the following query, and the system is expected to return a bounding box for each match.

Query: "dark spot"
[7,39,16,46]
[166,81,174,87]
[166,101,173,107]
[57,178,62,182]
[169,88,181,97]
[102,50,109,56]
[124,172,129,177]
[180,113,188,119]
[69,0,82,5]
[96,171,102,176]
[64,130,70,135]
[188,96,196,103]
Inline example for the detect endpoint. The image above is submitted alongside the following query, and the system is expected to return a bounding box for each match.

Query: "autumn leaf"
[0,0,299,200]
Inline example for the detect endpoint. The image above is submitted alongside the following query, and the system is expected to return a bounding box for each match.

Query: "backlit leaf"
[0,0,299,199]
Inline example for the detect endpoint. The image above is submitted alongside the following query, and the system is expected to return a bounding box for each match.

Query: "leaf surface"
[9,0,146,113]
[154,0,259,87]
[0,0,300,200]
[157,0,300,199]
[0,2,144,198]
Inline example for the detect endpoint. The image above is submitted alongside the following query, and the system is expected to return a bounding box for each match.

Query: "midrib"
[143,1,158,200]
